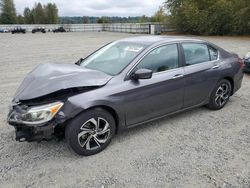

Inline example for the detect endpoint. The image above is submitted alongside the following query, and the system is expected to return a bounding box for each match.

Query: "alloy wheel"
[77,117,111,150]
[215,83,231,107]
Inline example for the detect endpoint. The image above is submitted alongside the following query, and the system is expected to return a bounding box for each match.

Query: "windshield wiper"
[75,58,84,65]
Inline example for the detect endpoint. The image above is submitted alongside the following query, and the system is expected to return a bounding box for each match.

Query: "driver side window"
[136,44,179,73]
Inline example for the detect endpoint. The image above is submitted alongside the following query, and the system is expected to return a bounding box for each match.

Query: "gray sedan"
[7,36,244,156]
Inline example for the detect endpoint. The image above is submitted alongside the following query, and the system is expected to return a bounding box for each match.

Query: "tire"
[207,79,232,110]
[65,108,116,156]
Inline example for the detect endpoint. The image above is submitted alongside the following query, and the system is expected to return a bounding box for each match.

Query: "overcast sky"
[14,0,165,17]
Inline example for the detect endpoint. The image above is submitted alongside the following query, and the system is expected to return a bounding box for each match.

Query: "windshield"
[80,41,146,76]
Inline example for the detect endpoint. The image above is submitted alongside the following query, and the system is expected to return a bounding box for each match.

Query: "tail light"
[238,58,245,68]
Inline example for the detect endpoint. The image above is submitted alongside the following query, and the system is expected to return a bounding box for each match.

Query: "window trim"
[180,42,220,67]
[126,42,181,78]
[207,45,219,61]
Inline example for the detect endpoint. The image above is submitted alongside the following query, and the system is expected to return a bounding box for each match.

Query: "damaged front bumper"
[11,122,56,142]
[7,102,66,142]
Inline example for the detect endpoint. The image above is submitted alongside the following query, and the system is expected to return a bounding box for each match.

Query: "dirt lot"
[0,32,249,187]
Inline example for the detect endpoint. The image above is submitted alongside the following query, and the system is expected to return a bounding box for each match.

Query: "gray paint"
[10,36,243,131]
[14,63,112,101]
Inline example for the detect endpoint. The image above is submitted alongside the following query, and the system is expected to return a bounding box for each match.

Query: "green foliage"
[16,14,24,24]
[231,0,250,34]
[151,7,167,23]
[0,1,59,24]
[59,16,152,24]
[139,15,149,23]
[23,7,33,24]
[165,0,250,35]
[97,17,109,23]
[23,2,59,24]
[32,3,45,24]
[44,3,58,24]
[0,0,16,24]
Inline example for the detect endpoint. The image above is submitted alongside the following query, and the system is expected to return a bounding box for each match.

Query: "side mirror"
[131,68,153,80]
[75,58,83,65]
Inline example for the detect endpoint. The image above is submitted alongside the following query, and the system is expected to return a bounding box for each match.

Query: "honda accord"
[7,36,244,155]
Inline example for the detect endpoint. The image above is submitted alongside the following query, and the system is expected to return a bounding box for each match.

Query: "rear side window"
[208,46,218,60]
[182,43,210,65]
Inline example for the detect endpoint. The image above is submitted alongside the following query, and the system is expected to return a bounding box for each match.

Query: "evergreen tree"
[23,2,59,24]
[45,3,58,24]
[97,17,109,23]
[0,0,16,24]
[16,14,24,24]
[32,3,45,24]
[23,7,33,24]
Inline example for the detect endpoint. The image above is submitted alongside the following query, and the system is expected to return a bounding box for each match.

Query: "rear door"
[181,42,221,107]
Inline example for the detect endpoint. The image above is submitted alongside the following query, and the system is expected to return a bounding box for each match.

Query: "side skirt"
[126,102,208,129]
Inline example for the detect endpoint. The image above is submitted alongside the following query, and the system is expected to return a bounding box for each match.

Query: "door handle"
[172,74,184,79]
[212,65,220,69]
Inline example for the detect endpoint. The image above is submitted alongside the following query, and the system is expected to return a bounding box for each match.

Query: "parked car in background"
[32,27,46,34]
[11,27,26,34]
[243,52,250,73]
[0,28,9,33]
[53,27,66,33]
[7,36,244,156]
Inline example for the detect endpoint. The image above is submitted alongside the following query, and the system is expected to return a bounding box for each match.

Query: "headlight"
[9,102,63,125]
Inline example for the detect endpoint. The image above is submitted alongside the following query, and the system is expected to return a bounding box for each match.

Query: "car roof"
[118,36,204,46]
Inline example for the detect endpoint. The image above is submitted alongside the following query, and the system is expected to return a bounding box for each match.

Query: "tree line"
[0,0,164,25]
[164,0,250,35]
[0,0,163,25]
[1,0,248,35]
[60,16,151,24]
[0,0,58,24]
[60,15,162,24]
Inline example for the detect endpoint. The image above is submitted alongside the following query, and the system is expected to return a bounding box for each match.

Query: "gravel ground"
[0,32,249,188]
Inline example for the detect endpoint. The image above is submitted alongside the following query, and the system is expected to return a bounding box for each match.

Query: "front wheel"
[65,108,116,156]
[207,79,232,110]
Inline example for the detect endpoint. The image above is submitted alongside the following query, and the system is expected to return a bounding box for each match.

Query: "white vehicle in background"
[0,28,10,33]
[243,52,250,73]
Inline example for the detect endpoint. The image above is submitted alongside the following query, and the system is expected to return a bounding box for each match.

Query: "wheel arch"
[223,76,234,95]
[84,105,121,134]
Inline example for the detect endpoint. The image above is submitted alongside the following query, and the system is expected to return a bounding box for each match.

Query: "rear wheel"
[65,108,116,156]
[207,79,232,110]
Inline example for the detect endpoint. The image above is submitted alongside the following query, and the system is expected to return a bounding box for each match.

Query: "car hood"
[13,63,112,101]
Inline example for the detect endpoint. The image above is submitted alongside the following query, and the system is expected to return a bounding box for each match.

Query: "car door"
[123,43,185,126]
[181,42,221,107]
